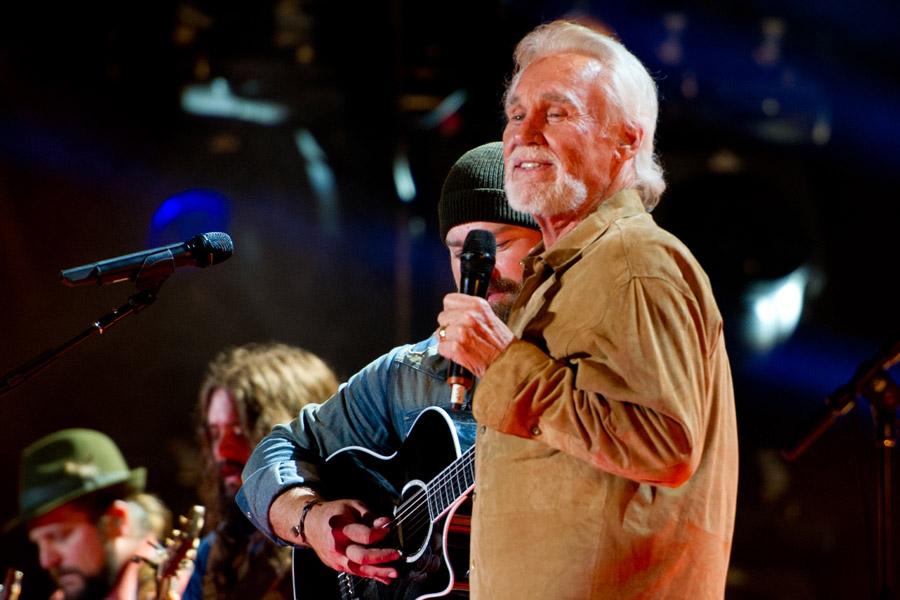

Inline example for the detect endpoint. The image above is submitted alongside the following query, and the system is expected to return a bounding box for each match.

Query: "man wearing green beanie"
[237,142,542,598]
[7,428,175,600]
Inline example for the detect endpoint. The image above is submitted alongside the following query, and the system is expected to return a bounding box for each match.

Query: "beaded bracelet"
[290,499,325,545]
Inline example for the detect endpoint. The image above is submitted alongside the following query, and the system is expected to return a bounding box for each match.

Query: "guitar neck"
[424,444,474,523]
[0,569,22,600]
[157,505,205,597]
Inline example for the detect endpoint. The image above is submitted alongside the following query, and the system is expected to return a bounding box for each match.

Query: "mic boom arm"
[781,335,900,461]
[2,232,234,399]
[0,288,158,398]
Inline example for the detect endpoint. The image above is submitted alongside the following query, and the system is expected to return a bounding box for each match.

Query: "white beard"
[506,168,587,217]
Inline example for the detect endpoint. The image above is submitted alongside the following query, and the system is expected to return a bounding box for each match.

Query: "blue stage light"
[148,189,231,247]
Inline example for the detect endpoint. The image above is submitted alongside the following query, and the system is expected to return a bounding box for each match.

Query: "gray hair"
[505,20,666,210]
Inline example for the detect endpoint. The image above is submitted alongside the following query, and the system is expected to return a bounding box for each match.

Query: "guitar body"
[293,407,475,600]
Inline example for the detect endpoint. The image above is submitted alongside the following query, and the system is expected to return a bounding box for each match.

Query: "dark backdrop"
[2,2,899,599]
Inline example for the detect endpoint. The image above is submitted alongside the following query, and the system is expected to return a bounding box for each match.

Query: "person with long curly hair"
[184,342,338,600]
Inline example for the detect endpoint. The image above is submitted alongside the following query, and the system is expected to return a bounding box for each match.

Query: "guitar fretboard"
[426,445,475,522]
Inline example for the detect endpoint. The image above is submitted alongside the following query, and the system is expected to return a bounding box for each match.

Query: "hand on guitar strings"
[274,490,402,585]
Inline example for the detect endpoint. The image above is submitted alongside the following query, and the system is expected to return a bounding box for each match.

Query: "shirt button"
[480,425,486,433]
[531,425,541,436]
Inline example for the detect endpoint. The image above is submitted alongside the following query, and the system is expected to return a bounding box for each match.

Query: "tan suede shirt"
[470,189,738,599]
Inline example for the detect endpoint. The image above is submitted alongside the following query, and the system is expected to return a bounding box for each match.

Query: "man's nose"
[39,543,61,569]
[514,114,546,145]
[213,431,244,460]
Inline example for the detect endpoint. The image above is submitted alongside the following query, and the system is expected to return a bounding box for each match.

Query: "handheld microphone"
[448,229,496,410]
[60,232,234,287]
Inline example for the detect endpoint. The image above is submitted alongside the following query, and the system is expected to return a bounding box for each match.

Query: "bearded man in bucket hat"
[236,141,542,596]
[7,428,175,600]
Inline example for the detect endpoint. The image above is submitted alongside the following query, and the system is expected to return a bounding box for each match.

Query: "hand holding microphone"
[438,229,515,410]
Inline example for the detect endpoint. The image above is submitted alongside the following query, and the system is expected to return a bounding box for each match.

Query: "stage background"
[2,2,899,598]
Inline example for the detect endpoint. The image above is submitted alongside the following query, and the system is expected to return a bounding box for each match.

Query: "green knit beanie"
[438,141,539,242]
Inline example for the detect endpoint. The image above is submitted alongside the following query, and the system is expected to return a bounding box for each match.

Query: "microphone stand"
[868,372,900,600]
[0,273,167,399]
[781,335,900,600]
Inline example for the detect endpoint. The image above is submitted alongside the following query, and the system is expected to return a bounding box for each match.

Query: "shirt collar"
[523,188,646,274]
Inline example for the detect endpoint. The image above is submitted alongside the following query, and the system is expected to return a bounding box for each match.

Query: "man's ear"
[99,499,130,537]
[616,124,642,158]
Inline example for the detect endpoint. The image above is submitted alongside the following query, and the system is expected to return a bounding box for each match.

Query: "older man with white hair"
[436,19,738,600]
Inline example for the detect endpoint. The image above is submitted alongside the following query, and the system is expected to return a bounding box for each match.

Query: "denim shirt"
[236,335,475,544]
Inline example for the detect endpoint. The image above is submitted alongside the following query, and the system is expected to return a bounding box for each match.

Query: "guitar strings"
[389,445,474,534]
[341,446,475,592]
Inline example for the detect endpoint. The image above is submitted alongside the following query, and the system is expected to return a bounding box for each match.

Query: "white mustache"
[507,148,557,166]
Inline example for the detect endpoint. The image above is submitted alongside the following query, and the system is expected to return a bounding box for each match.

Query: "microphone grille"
[197,232,234,266]
[461,229,496,277]
[462,229,496,256]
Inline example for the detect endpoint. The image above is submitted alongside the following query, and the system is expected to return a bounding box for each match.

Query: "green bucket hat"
[5,428,146,531]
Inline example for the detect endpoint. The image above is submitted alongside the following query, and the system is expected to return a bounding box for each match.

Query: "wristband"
[290,499,325,545]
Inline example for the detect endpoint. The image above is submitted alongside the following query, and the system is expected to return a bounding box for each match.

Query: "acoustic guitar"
[292,407,475,600]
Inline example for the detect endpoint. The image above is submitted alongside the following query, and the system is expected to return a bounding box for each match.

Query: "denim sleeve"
[236,343,412,543]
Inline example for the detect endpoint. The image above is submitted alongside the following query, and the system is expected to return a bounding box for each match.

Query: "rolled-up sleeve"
[237,343,413,543]
[236,418,322,542]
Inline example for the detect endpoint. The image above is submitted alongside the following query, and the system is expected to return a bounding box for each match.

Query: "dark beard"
[217,473,250,530]
[51,567,114,600]
[488,277,523,324]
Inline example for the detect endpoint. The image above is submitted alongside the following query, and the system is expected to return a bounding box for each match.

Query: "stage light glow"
[744,265,810,353]
[180,77,289,126]
[415,89,468,129]
[294,128,339,232]
[148,189,231,247]
[392,152,417,203]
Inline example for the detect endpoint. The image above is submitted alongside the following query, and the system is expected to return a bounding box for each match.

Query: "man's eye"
[49,529,72,543]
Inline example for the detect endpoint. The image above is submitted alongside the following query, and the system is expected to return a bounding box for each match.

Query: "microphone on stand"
[60,232,234,287]
[448,229,496,410]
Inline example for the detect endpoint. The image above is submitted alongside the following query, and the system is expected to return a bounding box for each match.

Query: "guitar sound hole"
[395,479,437,577]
